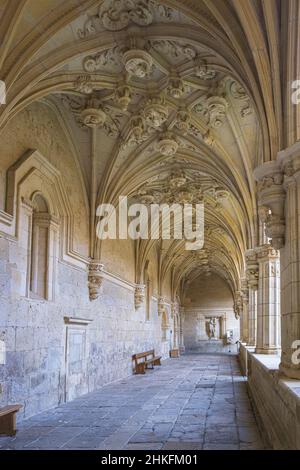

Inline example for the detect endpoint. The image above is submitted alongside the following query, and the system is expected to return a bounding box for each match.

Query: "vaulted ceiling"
[0,0,299,306]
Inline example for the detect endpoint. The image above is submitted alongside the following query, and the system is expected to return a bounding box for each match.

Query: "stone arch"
[2,148,88,269]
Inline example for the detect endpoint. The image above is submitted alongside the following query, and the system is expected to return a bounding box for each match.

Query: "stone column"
[179,307,185,352]
[248,290,258,347]
[240,278,249,343]
[233,290,244,341]
[278,143,300,378]
[245,249,259,347]
[256,245,281,354]
[254,144,300,378]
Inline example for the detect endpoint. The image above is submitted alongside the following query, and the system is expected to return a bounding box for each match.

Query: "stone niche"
[184,311,227,352]
[64,317,93,402]
[183,274,240,353]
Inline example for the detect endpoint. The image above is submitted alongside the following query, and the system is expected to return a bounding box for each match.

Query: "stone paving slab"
[0,354,265,450]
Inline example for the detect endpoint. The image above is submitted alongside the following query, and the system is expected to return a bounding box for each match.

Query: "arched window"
[30,194,50,299]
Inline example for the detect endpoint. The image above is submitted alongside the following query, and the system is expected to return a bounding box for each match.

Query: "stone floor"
[0,354,265,450]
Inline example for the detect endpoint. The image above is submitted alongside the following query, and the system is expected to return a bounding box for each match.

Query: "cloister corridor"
[0,354,264,451]
[2,0,300,454]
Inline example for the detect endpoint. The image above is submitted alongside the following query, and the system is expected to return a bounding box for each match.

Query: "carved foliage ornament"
[80,96,107,128]
[122,115,150,148]
[229,80,253,118]
[194,60,217,80]
[123,49,153,78]
[74,75,94,94]
[62,94,121,135]
[83,47,122,73]
[167,77,185,99]
[135,169,205,206]
[150,40,197,61]
[193,96,228,129]
[156,131,178,156]
[77,0,174,37]
[175,110,191,135]
[143,95,168,128]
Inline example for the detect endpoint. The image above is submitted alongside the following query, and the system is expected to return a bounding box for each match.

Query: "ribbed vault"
[0,0,299,312]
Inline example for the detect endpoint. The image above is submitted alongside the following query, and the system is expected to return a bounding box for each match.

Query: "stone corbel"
[157,296,166,316]
[256,244,279,262]
[88,261,104,301]
[245,249,259,290]
[134,284,145,310]
[253,161,286,249]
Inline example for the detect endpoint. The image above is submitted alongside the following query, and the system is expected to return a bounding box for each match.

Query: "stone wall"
[0,102,172,419]
[240,344,300,450]
[0,249,164,418]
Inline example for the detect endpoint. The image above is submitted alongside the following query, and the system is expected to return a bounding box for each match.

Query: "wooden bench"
[0,405,22,436]
[132,349,161,374]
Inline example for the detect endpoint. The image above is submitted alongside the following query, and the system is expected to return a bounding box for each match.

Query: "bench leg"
[0,413,17,436]
[145,363,154,369]
[135,363,146,374]
[153,359,161,366]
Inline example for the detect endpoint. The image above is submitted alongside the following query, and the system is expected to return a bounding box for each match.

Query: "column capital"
[256,244,279,261]
[278,140,300,178]
[254,161,285,250]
